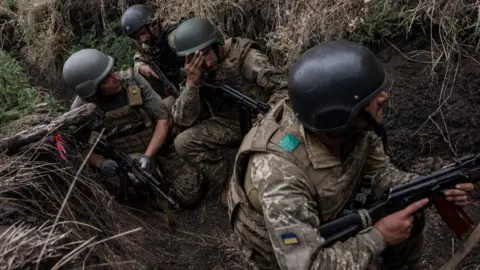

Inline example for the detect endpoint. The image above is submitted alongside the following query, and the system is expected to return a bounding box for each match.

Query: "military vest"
[98,69,154,154]
[201,37,270,121]
[227,99,370,263]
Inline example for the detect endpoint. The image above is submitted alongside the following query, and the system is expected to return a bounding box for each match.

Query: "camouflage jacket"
[227,98,418,270]
[172,37,288,128]
[133,20,184,74]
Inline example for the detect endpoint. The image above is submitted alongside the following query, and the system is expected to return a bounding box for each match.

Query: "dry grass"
[0,0,478,86]
[0,128,143,269]
[154,0,480,70]
[0,0,137,89]
[154,0,373,69]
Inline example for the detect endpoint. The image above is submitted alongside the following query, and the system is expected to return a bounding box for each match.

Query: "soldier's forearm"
[84,150,105,168]
[134,60,147,74]
[145,119,169,158]
[172,84,202,127]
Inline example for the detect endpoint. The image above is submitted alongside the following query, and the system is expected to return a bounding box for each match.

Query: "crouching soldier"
[171,18,288,202]
[63,48,204,208]
[226,40,475,269]
[121,4,185,109]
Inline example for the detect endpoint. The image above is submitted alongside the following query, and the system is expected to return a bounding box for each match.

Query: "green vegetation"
[348,2,398,46]
[68,20,134,69]
[0,51,39,123]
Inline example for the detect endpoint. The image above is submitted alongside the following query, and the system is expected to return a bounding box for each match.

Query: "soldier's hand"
[374,198,429,245]
[139,64,160,80]
[185,51,203,87]
[99,159,118,177]
[444,183,475,206]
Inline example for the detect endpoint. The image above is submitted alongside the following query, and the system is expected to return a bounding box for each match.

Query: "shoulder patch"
[281,232,299,245]
[279,133,301,152]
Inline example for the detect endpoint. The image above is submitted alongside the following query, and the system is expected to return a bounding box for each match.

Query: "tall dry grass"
[0,0,478,88]
[153,0,480,70]
[0,126,142,269]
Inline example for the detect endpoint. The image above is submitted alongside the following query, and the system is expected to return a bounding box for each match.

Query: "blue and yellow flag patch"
[279,133,301,152]
[281,232,299,245]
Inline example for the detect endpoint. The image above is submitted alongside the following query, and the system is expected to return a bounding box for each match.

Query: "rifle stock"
[434,195,475,239]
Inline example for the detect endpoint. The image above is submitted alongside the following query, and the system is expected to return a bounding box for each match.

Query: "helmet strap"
[359,110,389,154]
[212,44,221,61]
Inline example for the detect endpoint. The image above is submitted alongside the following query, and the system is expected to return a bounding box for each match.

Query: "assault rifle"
[318,153,480,247]
[180,68,271,134]
[132,41,181,98]
[95,139,180,210]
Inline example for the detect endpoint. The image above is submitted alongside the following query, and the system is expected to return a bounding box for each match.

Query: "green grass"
[0,50,39,123]
[348,1,398,46]
[68,19,134,69]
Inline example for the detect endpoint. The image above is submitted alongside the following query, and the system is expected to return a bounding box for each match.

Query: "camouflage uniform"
[227,98,425,270]
[133,20,184,99]
[172,37,288,188]
[71,68,204,207]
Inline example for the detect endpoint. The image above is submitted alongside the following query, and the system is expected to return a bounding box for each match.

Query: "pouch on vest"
[127,84,143,106]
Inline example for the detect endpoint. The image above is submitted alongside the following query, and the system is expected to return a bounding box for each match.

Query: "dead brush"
[154,0,375,69]
[0,221,74,270]
[396,0,480,155]
[0,129,142,269]
[4,0,136,88]
[154,0,480,72]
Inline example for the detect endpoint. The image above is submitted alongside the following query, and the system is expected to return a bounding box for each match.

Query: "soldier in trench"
[226,40,475,270]
[170,17,289,204]
[120,4,185,112]
[64,48,204,208]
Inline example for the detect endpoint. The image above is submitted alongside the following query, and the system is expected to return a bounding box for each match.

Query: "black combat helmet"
[174,18,224,57]
[121,4,156,37]
[288,40,388,134]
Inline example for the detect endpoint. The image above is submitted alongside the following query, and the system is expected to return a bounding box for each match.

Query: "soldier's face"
[363,90,388,123]
[201,47,218,70]
[135,27,151,43]
[99,73,121,95]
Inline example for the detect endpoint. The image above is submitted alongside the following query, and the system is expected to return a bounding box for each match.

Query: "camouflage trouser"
[174,117,242,189]
[128,144,204,208]
[155,142,205,208]
[380,210,425,270]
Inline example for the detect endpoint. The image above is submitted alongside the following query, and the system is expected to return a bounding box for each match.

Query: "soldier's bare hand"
[139,64,160,80]
[374,198,429,245]
[444,183,475,206]
[185,51,203,87]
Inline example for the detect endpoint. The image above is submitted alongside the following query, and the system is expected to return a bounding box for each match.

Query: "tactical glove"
[99,159,118,177]
[138,155,152,172]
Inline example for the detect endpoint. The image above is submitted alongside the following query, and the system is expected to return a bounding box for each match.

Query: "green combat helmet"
[63,49,114,99]
[174,18,224,57]
[121,4,156,37]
